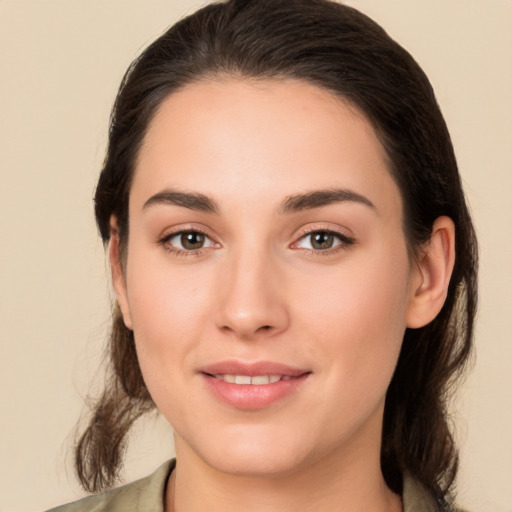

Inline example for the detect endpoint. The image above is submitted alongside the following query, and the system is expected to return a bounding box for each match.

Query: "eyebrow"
[281,188,376,213]
[143,189,220,214]
[142,187,375,215]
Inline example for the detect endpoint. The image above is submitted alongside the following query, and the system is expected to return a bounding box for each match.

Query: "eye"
[294,230,353,251]
[163,230,216,251]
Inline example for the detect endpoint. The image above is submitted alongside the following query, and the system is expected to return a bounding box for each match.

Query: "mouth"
[199,361,311,409]
[208,374,293,385]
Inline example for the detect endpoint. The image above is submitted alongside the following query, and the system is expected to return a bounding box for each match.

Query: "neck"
[166,436,401,512]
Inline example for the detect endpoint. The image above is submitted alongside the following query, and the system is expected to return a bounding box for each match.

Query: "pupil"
[312,232,333,250]
[181,232,204,250]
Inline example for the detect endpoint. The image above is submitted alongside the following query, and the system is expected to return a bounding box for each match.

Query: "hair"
[76,0,478,507]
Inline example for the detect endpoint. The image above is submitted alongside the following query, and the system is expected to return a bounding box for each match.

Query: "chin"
[206,448,305,478]
[179,424,311,478]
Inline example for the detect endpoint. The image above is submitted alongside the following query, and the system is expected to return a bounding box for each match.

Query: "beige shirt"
[45,459,445,512]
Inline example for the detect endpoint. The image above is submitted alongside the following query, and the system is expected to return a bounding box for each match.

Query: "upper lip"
[199,360,310,377]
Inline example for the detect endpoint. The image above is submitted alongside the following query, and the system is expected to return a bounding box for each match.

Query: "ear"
[406,216,456,329]
[109,216,133,330]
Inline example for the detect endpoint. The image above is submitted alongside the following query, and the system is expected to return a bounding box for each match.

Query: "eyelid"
[157,223,217,241]
[290,224,355,253]
[157,224,221,254]
[292,222,354,241]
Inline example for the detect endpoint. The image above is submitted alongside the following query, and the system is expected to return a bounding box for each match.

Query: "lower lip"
[202,374,310,410]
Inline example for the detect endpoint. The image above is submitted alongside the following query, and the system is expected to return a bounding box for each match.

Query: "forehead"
[132,78,401,218]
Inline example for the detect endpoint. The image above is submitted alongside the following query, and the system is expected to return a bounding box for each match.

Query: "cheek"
[296,240,411,387]
[123,247,216,380]
[126,234,212,322]
[124,266,217,428]
[290,249,411,447]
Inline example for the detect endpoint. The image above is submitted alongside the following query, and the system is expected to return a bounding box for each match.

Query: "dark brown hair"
[77,0,477,507]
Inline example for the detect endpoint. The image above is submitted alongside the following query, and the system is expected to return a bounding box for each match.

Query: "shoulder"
[44,460,174,512]
[402,473,469,512]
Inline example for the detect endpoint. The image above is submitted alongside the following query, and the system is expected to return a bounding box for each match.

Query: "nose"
[214,249,290,340]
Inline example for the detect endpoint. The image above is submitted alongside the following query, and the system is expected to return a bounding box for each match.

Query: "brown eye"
[180,231,205,250]
[294,230,354,252]
[310,231,335,250]
[163,230,216,252]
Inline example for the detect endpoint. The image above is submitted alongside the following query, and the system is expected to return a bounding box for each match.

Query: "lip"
[199,360,311,410]
[200,360,308,377]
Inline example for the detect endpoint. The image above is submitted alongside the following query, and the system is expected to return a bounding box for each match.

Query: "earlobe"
[109,217,133,330]
[406,216,456,329]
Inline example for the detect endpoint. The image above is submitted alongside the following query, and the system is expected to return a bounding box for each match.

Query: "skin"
[111,78,455,512]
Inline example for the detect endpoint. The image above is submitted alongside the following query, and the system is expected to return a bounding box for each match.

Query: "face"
[113,78,424,478]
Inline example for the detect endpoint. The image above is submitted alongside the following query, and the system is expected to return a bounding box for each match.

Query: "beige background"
[1,1,511,511]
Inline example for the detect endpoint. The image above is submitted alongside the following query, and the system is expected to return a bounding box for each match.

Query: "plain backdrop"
[1,1,511,511]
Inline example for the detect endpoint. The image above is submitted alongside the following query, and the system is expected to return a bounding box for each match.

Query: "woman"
[48,0,477,510]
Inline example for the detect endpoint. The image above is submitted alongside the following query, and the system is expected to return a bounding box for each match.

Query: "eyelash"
[158,228,218,257]
[157,228,355,257]
[292,228,355,256]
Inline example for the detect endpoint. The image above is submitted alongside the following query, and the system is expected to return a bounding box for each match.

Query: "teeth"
[214,374,285,385]
[251,375,270,385]
[235,375,252,385]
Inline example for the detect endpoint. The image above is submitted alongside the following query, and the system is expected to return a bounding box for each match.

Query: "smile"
[213,374,292,385]
[199,361,311,409]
